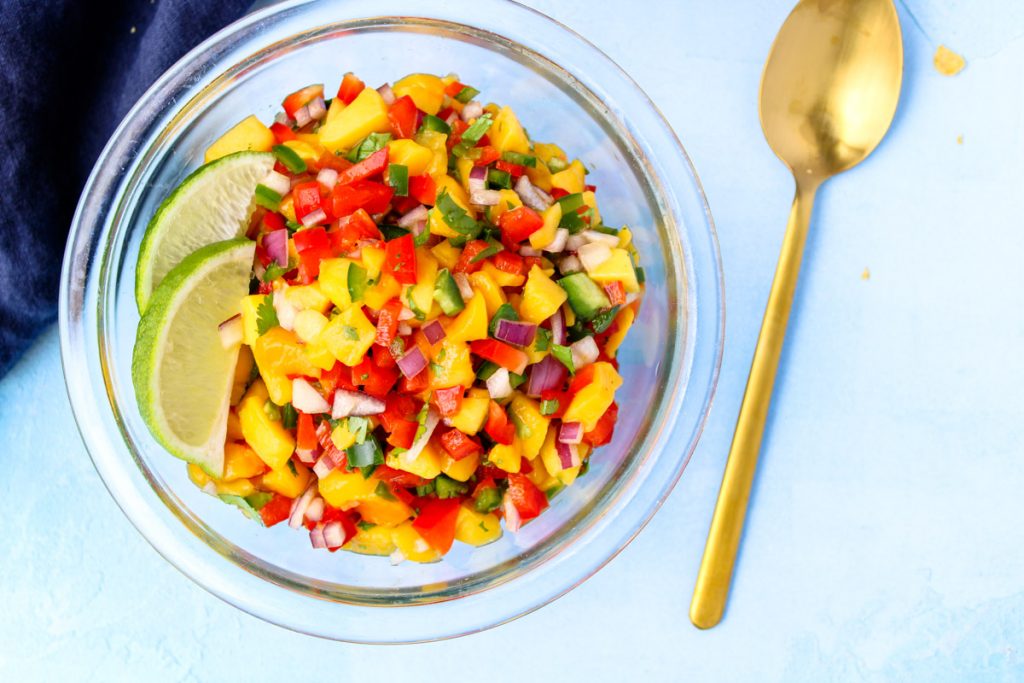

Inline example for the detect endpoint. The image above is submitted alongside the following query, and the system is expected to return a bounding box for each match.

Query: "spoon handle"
[690,179,818,629]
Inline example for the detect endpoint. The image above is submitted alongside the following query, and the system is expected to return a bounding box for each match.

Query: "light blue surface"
[4,0,1023,680]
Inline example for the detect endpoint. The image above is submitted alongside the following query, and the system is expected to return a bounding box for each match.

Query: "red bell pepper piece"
[399,366,430,395]
[282,84,324,119]
[469,339,529,375]
[498,205,544,244]
[296,413,318,452]
[386,419,419,449]
[491,250,525,277]
[476,464,509,481]
[270,121,297,144]
[444,81,466,97]
[494,159,526,177]
[583,402,618,447]
[539,389,570,419]
[439,429,482,460]
[374,298,403,347]
[604,281,627,307]
[328,209,381,256]
[569,363,598,394]
[258,493,294,527]
[412,498,461,554]
[584,183,597,193]
[384,233,417,285]
[292,181,324,222]
[373,343,398,369]
[447,119,470,150]
[335,147,389,186]
[330,179,394,218]
[320,361,357,396]
[379,394,418,431]
[485,400,515,445]
[549,187,570,200]
[388,95,419,139]
[472,145,501,166]
[292,226,332,280]
[454,240,490,274]
[374,464,427,489]
[336,72,365,104]
[260,211,286,235]
[505,473,548,522]
[351,356,400,398]
[472,476,497,498]
[433,386,464,418]
[523,255,544,272]
[408,174,437,205]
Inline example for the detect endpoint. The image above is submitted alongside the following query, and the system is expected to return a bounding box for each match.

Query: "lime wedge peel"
[132,239,256,477]
[134,151,272,312]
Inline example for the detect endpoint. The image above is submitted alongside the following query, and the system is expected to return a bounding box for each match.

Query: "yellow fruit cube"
[489,106,530,154]
[393,73,446,115]
[454,504,502,546]
[261,371,293,406]
[430,339,475,389]
[360,244,386,282]
[526,452,560,492]
[284,282,332,313]
[318,306,376,367]
[444,292,488,344]
[215,478,256,497]
[557,464,582,486]
[605,306,636,358]
[239,294,265,347]
[318,87,390,153]
[582,190,602,225]
[386,139,434,176]
[357,494,413,527]
[587,248,640,293]
[391,522,441,563]
[449,390,489,434]
[428,176,473,237]
[362,274,402,310]
[509,393,549,459]
[226,409,245,441]
[488,441,522,473]
[318,470,378,509]
[330,422,358,451]
[467,271,507,318]
[261,460,312,498]
[317,258,356,309]
[618,226,633,248]
[414,129,449,179]
[387,439,444,480]
[223,442,267,481]
[441,451,480,482]
[481,261,524,288]
[539,425,563,475]
[293,309,329,344]
[550,159,586,194]
[231,346,254,406]
[238,379,295,470]
[520,265,568,324]
[405,248,438,315]
[430,240,461,271]
[188,463,213,489]
[304,340,337,372]
[529,203,562,250]
[252,326,319,379]
[281,139,323,165]
[456,156,475,194]
[486,189,523,224]
[204,115,274,162]
[345,524,397,556]
[563,361,623,431]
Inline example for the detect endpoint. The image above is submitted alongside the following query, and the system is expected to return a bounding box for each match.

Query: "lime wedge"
[132,239,256,476]
[134,151,273,312]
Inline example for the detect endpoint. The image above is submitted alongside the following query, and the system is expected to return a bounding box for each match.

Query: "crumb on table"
[861,267,871,281]
[934,45,965,76]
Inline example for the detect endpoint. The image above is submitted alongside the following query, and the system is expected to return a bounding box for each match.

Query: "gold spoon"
[690,0,903,629]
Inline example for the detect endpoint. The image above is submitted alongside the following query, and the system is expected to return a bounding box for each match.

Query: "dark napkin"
[0,0,251,378]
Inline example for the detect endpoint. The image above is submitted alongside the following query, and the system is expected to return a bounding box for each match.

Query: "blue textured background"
[4,1,1023,680]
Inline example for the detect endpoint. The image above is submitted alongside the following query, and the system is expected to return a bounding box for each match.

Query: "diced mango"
[284,282,332,313]
[204,115,274,162]
[393,73,446,115]
[405,248,439,316]
[539,425,564,476]
[488,441,521,473]
[428,176,473,237]
[330,422,358,452]
[481,261,524,289]
[391,522,441,563]
[415,129,449,179]
[430,240,461,271]
[261,372,293,406]
[215,478,256,497]
[586,248,640,293]
[557,464,582,486]
[222,442,267,481]
[619,226,633,248]
[278,193,297,224]
[318,306,376,366]
[230,345,254,405]
[467,271,507,318]
[441,451,480,482]
[304,339,337,372]
[252,327,319,380]
[486,189,523,224]
[449,389,489,434]
[456,156,475,194]
[226,409,244,441]
[520,265,567,324]
[360,244,386,282]
[430,339,475,389]
[238,379,295,470]
[550,159,586,194]
[529,203,562,250]
[293,309,329,344]
[387,439,444,480]
[526,451,560,492]
[188,463,213,489]
[281,139,323,165]
[317,258,356,309]
[386,139,434,176]
[240,294,264,347]
[345,523,397,556]
[563,361,623,431]
[261,460,312,498]
[444,291,488,344]
[508,393,549,459]
[582,190,602,225]
[318,469,378,509]
[318,87,391,153]
[605,306,636,358]
[363,274,402,310]
[357,494,413,527]
[489,106,530,154]
[454,504,502,546]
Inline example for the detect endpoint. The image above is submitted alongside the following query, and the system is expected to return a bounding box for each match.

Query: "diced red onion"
[468,166,487,193]
[519,245,541,257]
[565,233,589,253]
[261,170,291,196]
[422,320,446,345]
[295,445,319,464]
[274,112,294,126]
[526,354,566,397]
[570,335,600,369]
[397,322,413,336]
[307,97,327,121]
[294,105,312,127]
[494,319,537,347]
[444,111,459,127]
[389,549,407,565]
[558,421,584,445]
[310,524,327,549]
[398,204,428,228]
[396,347,428,379]
[544,228,570,253]
[514,174,553,211]
[305,496,324,523]
[272,289,297,331]
[503,494,522,533]
[291,377,331,414]
[461,100,484,122]
[301,207,327,228]
[470,189,502,206]
[377,83,396,105]
[323,521,347,549]
[555,441,581,469]
[583,231,620,247]
[453,273,474,300]
[263,229,289,268]
[317,167,339,190]
[549,308,566,345]
[558,253,582,274]
[486,367,513,399]
[332,389,385,418]
[400,408,440,464]
[410,220,427,239]
[398,306,416,321]
[313,445,345,478]
[218,314,242,349]
[578,241,612,271]
[288,483,318,529]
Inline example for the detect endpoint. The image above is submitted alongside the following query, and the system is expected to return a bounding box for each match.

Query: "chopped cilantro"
[590,307,621,334]
[534,327,552,352]
[374,481,397,501]
[436,190,480,235]
[357,520,376,531]
[281,403,298,429]
[255,295,279,336]
[540,398,560,416]
[550,344,575,373]
[261,262,288,282]
[286,459,298,476]
[345,132,391,162]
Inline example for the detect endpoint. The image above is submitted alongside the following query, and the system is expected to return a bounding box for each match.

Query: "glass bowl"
[59,0,723,643]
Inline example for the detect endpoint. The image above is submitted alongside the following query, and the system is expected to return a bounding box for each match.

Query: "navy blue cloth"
[0,0,251,378]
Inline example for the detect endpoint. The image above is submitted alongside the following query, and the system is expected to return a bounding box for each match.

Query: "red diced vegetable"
[470,339,529,375]
[604,281,626,306]
[498,205,544,244]
[388,95,419,139]
[330,179,394,217]
[270,121,296,144]
[583,402,618,447]
[495,159,526,177]
[336,72,365,104]
[412,498,461,554]
[485,400,515,445]
[335,147,389,186]
[283,84,324,119]
[259,493,294,527]
[454,240,490,273]
[386,419,419,449]
[408,175,437,205]
[291,181,323,222]
[328,208,381,255]
[505,473,548,522]
[375,298,403,347]
[433,386,463,417]
[439,428,482,460]
[384,233,417,285]
[492,250,525,276]
[351,356,399,398]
